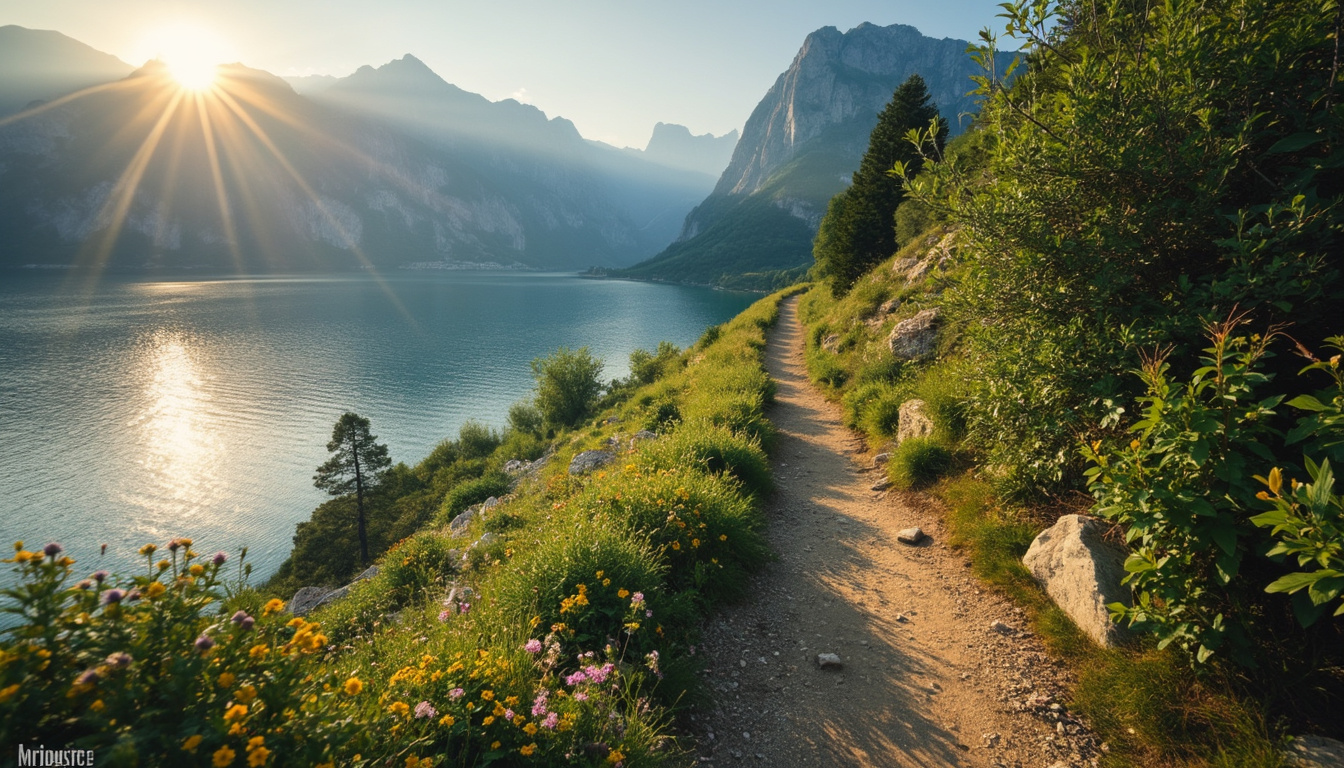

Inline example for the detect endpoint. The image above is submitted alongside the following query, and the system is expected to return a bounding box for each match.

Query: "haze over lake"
[0,272,754,587]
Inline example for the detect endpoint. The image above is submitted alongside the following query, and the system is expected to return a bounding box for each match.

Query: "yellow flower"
[491,741,501,750]
[248,644,270,660]
[212,746,236,767]
[139,544,157,556]
[235,685,258,704]
[607,748,626,763]
[316,763,334,768]
[439,713,456,727]
[218,672,236,689]
[692,538,701,548]
[90,699,105,712]
[246,736,264,750]
[523,722,538,735]
[343,677,363,696]
[247,747,269,767]
[480,690,494,701]
[719,534,727,541]
[492,702,506,717]
[189,564,205,576]
[224,704,248,722]
[504,695,519,706]
[182,735,202,752]
[262,599,285,616]
[229,722,245,736]
[520,743,537,756]
[602,578,611,587]
[617,588,629,598]
[483,716,496,726]
[671,541,681,550]
[389,701,410,717]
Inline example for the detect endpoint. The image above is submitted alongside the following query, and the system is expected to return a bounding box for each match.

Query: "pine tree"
[313,412,392,565]
[814,74,948,294]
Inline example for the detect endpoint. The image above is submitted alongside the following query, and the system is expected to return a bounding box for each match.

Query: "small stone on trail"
[816,653,843,669]
[982,732,1001,748]
[873,452,890,466]
[871,477,891,491]
[897,527,926,545]
[990,620,1014,634]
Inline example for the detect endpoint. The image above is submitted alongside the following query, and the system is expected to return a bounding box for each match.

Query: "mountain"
[0,25,133,116]
[0,46,715,272]
[615,22,1016,289]
[640,123,739,177]
[282,74,339,95]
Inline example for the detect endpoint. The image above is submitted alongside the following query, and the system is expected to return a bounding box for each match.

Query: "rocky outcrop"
[887,308,941,360]
[1287,736,1344,767]
[821,333,841,353]
[896,399,935,444]
[629,430,659,449]
[1023,515,1131,647]
[569,450,615,475]
[291,564,381,616]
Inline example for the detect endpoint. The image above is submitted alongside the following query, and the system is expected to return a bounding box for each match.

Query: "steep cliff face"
[619,22,1014,289]
[641,123,739,177]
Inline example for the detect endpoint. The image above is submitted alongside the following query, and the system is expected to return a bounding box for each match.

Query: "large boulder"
[290,586,332,617]
[896,399,935,445]
[887,308,941,360]
[1287,736,1344,768]
[569,449,615,475]
[1023,515,1131,647]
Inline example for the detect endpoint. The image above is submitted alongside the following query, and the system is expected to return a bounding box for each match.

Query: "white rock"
[816,653,843,669]
[871,477,892,492]
[896,399,936,445]
[1287,736,1344,768]
[897,527,926,545]
[872,452,890,466]
[1023,514,1131,647]
[887,308,941,360]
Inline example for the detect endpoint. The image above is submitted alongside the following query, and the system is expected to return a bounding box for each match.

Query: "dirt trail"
[690,297,1100,768]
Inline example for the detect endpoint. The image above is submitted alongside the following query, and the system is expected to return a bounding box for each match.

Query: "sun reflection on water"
[125,330,219,529]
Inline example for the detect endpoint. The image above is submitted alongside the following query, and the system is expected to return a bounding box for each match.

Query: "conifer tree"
[814,74,947,294]
[313,412,392,565]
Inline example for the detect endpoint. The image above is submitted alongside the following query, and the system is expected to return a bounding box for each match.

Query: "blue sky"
[3,0,1014,147]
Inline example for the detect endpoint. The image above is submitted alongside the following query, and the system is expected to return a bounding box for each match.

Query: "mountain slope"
[640,123,739,177]
[0,25,134,116]
[615,22,1015,289]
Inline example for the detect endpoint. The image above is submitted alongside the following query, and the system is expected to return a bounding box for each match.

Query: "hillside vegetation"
[797,0,1342,763]
[1,288,802,766]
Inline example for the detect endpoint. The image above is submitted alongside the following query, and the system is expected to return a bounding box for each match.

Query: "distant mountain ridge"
[640,122,739,177]
[0,30,720,272]
[616,22,1015,289]
[0,25,133,116]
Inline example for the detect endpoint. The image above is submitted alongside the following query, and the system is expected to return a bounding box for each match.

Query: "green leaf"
[1287,395,1327,412]
[1307,574,1344,606]
[1267,133,1323,154]
[1210,523,1237,556]
[1265,571,1321,594]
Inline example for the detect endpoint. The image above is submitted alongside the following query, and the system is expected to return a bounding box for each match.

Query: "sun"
[137,23,233,91]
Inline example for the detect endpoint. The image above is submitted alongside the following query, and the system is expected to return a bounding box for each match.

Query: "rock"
[871,476,892,492]
[990,620,1014,634]
[569,449,615,475]
[289,586,332,617]
[310,564,382,612]
[896,399,935,445]
[630,430,658,449]
[353,565,379,582]
[503,459,527,474]
[821,333,841,353]
[1022,514,1131,647]
[872,452,890,466]
[605,415,622,424]
[897,527,926,545]
[816,653,843,669]
[887,308,941,360]
[891,256,919,276]
[1287,735,1344,768]
[878,297,901,316]
[449,506,477,535]
[482,496,499,511]
[475,532,499,549]
[904,256,935,285]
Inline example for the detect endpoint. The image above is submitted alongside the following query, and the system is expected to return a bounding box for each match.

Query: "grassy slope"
[795,233,1284,768]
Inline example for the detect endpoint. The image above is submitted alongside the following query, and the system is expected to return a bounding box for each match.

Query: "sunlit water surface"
[0,272,755,593]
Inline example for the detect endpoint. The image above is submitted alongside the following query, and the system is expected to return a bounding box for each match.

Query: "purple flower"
[458,602,470,614]
[645,609,653,618]
[240,616,255,630]
[504,708,515,721]
[630,591,644,604]
[542,712,559,730]
[524,639,543,654]
[573,692,589,702]
[194,634,215,652]
[43,542,63,558]
[102,589,125,605]
[438,610,452,622]
[91,570,109,583]
[76,669,100,685]
[448,688,465,700]
[583,663,614,685]
[565,670,587,686]
[106,652,133,668]
[230,610,251,626]
[531,690,549,716]
[414,701,437,719]
[75,579,93,590]
[213,552,228,566]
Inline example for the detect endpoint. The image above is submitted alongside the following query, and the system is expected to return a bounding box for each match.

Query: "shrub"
[635,425,772,499]
[435,472,512,527]
[506,399,544,437]
[628,341,683,386]
[888,438,953,490]
[860,387,905,440]
[532,346,605,432]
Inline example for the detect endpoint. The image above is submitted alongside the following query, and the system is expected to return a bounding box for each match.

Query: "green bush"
[628,341,684,386]
[532,346,605,432]
[634,425,772,500]
[506,399,543,437]
[888,438,953,490]
[435,472,513,527]
[456,420,501,460]
[860,387,905,440]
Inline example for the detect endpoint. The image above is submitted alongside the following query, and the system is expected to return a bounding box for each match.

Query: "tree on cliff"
[814,74,947,294]
[313,412,392,565]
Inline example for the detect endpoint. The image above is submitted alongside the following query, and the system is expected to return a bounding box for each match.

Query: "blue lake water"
[0,272,755,590]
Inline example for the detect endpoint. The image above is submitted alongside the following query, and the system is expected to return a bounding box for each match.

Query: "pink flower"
[630,592,644,604]
[458,602,471,614]
[531,691,549,716]
[565,670,587,686]
[415,701,437,719]
[448,688,465,700]
[438,610,452,622]
[542,712,559,730]
[573,692,589,702]
[524,639,543,654]
[504,708,515,721]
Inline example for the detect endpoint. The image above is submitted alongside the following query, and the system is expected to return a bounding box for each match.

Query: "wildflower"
[218,672,236,688]
[146,582,166,599]
[249,644,270,660]
[189,563,205,576]
[262,598,285,616]
[102,589,125,605]
[520,743,537,756]
[608,748,627,764]
[90,699,105,712]
[438,609,452,622]
[168,538,182,552]
[182,735,203,752]
[75,579,93,590]
[459,602,471,614]
[316,763,334,768]
[524,639,543,654]
[483,716,496,726]
[92,570,109,582]
[195,635,215,652]
[235,685,258,704]
[388,701,410,717]
[531,691,549,716]
[157,560,170,571]
[719,534,727,541]
[212,746,236,767]
[480,689,495,701]
[573,692,589,702]
[41,542,62,558]
[671,541,681,550]
[247,747,270,767]
[645,609,653,618]
[126,587,142,601]
[0,684,18,703]
[105,652,132,668]
[692,538,701,547]
[491,741,501,750]
[565,670,586,686]
[524,722,538,735]
[542,712,559,729]
[439,713,456,727]
[504,708,515,721]
[415,701,437,719]
[617,588,629,598]
[231,610,251,626]
[343,677,363,696]
[631,592,644,604]
[76,669,101,686]
[224,704,249,722]
[448,687,465,700]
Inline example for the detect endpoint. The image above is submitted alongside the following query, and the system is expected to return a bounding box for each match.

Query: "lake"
[0,271,755,591]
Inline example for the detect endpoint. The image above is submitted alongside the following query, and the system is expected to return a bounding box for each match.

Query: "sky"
[2,0,1014,148]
